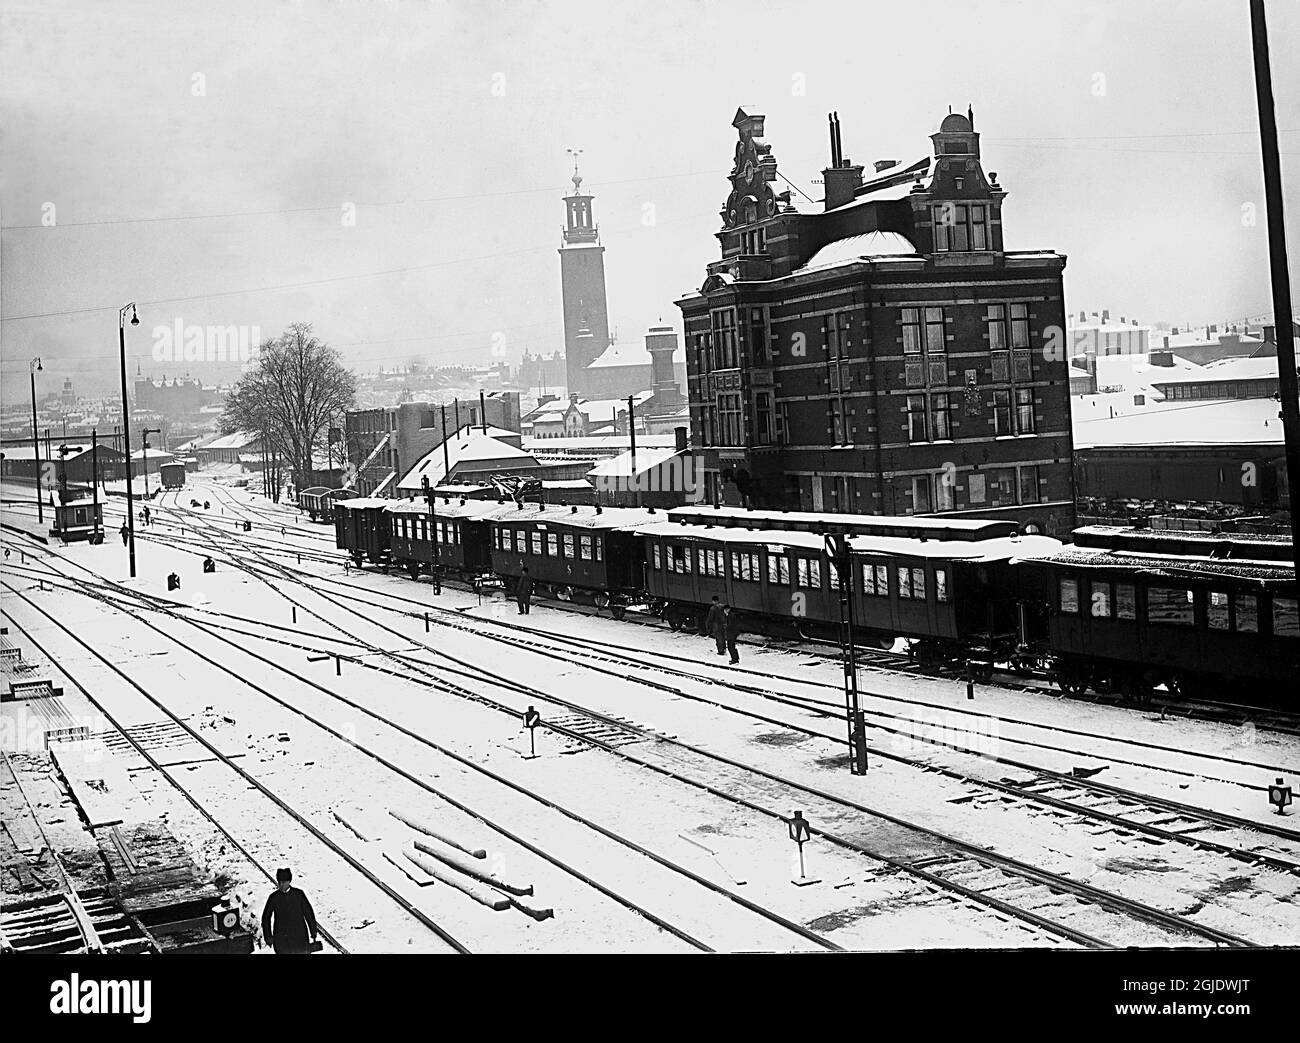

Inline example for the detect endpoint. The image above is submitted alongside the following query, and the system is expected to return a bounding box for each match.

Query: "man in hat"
[261,867,318,954]
[516,566,533,614]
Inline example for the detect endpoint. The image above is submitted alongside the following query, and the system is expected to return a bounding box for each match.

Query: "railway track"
[139,521,1269,949]
[1,586,468,955]
[6,559,862,952]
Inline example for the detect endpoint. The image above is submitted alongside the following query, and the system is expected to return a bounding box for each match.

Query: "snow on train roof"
[666,506,1017,537]
[488,503,654,530]
[638,520,1062,561]
[334,496,392,510]
[1039,545,1294,582]
[384,496,506,520]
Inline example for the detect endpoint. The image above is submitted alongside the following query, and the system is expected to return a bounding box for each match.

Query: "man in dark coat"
[261,867,318,954]
[119,523,129,547]
[724,606,743,664]
[516,567,533,614]
[705,596,726,655]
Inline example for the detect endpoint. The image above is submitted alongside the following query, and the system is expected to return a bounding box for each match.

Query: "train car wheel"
[407,562,420,581]
[975,662,994,683]
[665,606,682,631]
[611,605,627,621]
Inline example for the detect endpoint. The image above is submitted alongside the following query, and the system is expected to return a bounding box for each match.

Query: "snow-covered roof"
[385,497,507,520]
[1147,356,1278,384]
[579,392,655,423]
[523,434,678,452]
[396,431,537,491]
[668,505,1017,536]
[491,503,654,531]
[201,431,261,451]
[587,342,652,370]
[587,447,683,478]
[2,444,121,461]
[335,496,394,510]
[799,230,919,273]
[130,449,175,461]
[1074,398,1285,450]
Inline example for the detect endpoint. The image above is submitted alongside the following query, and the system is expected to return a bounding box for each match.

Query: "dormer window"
[954,177,964,190]
[741,226,767,255]
[932,203,988,251]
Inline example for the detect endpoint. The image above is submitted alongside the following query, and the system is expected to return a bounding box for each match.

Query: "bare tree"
[222,323,356,496]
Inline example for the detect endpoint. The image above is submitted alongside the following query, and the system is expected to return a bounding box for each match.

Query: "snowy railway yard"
[3,479,1299,954]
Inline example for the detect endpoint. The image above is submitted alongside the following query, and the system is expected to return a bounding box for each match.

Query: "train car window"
[1089,581,1112,618]
[874,564,889,595]
[595,537,603,562]
[652,545,662,569]
[1273,598,1299,638]
[796,558,820,588]
[580,535,592,560]
[1059,577,1079,614]
[1116,583,1136,619]
[530,532,543,555]
[768,556,790,585]
[697,548,709,575]
[564,533,574,558]
[935,568,949,602]
[911,567,925,600]
[712,550,724,575]
[1234,593,1257,632]
[1147,586,1194,626]
[1207,591,1229,630]
[454,523,461,546]
[898,567,913,599]
[669,546,688,573]
[861,564,877,594]
[828,563,840,590]
[547,533,559,556]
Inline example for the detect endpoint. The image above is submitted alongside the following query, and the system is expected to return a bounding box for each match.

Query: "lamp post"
[119,303,140,577]
[29,358,42,522]
[825,532,867,775]
[421,474,442,594]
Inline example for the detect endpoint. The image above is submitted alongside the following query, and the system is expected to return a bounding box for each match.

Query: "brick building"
[675,107,1075,534]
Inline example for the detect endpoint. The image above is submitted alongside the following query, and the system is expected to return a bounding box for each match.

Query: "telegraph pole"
[1250,0,1300,576]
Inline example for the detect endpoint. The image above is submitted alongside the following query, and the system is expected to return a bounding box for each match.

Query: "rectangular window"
[925,308,945,354]
[595,537,603,562]
[1060,577,1079,614]
[1235,593,1258,632]
[993,390,1013,435]
[547,533,558,556]
[912,475,933,514]
[971,205,987,249]
[1207,591,1229,630]
[1015,388,1035,434]
[907,395,928,442]
[951,205,968,250]
[1116,583,1136,620]
[1013,351,1033,382]
[711,308,739,369]
[768,555,790,585]
[1010,303,1029,348]
[911,567,926,601]
[828,562,840,590]
[991,353,1010,383]
[563,533,574,558]
[755,391,774,446]
[1090,581,1112,618]
[1148,586,1195,626]
[928,359,948,387]
[652,545,661,569]
[935,568,949,602]
[902,307,923,354]
[1274,598,1299,637]
[580,535,592,560]
[826,311,851,358]
[988,467,1018,508]
[986,304,1007,351]
[1018,465,1041,505]
[930,394,950,439]
[796,558,821,588]
[932,207,949,251]
[530,532,542,555]
[898,566,913,599]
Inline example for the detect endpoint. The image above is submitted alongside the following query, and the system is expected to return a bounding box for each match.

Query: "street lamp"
[119,303,140,577]
[29,358,42,522]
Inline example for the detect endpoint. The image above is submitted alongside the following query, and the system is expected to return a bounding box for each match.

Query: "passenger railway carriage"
[299,486,350,522]
[386,496,500,579]
[1021,527,1300,699]
[330,494,1297,707]
[489,504,651,617]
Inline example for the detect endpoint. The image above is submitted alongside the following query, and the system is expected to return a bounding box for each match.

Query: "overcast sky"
[2,0,1297,401]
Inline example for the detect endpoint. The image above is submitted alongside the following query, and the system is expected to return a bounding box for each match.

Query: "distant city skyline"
[3,0,1297,404]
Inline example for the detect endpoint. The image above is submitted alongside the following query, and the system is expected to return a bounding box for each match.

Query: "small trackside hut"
[488,503,653,618]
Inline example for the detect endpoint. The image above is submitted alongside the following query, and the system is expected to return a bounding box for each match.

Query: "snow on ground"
[4,475,1299,951]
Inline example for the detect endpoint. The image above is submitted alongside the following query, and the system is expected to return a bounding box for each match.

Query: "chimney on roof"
[1079,310,1086,323]
[822,111,864,210]
[1148,350,1175,368]
[1163,336,1170,350]
[1120,316,1126,324]
[1172,326,1180,335]
[1102,309,1110,323]
[1264,324,1276,344]
[674,426,688,451]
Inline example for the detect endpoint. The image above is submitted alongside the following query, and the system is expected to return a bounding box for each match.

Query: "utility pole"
[91,429,101,543]
[441,404,450,477]
[29,358,42,523]
[1250,0,1300,577]
[479,389,489,434]
[118,303,139,578]
[628,394,639,507]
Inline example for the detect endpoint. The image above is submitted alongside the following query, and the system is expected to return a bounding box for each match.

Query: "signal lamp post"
[421,474,442,594]
[118,303,140,577]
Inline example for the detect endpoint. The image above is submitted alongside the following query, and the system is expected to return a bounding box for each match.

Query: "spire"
[567,147,584,194]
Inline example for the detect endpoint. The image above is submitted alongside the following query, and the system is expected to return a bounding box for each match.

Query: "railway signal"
[786,810,818,886]
[523,705,541,759]
[1268,778,1292,816]
[824,532,866,774]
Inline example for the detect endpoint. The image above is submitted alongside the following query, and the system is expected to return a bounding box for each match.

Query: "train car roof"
[384,497,508,520]
[334,496,393,510]
[1037,545,1294,584]
[665,506,1020,540]
[489,503,655,531]
[639,520,1062,562]
[1071,525,1293,562]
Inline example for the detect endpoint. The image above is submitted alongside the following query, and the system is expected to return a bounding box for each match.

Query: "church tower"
[558,152,611,397]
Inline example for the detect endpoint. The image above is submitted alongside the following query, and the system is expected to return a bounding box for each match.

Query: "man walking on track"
[724,605,743,665]
[516,567,533,614]
[262,867,318,954]
[119,523,129,547]
[705,596,726,655]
